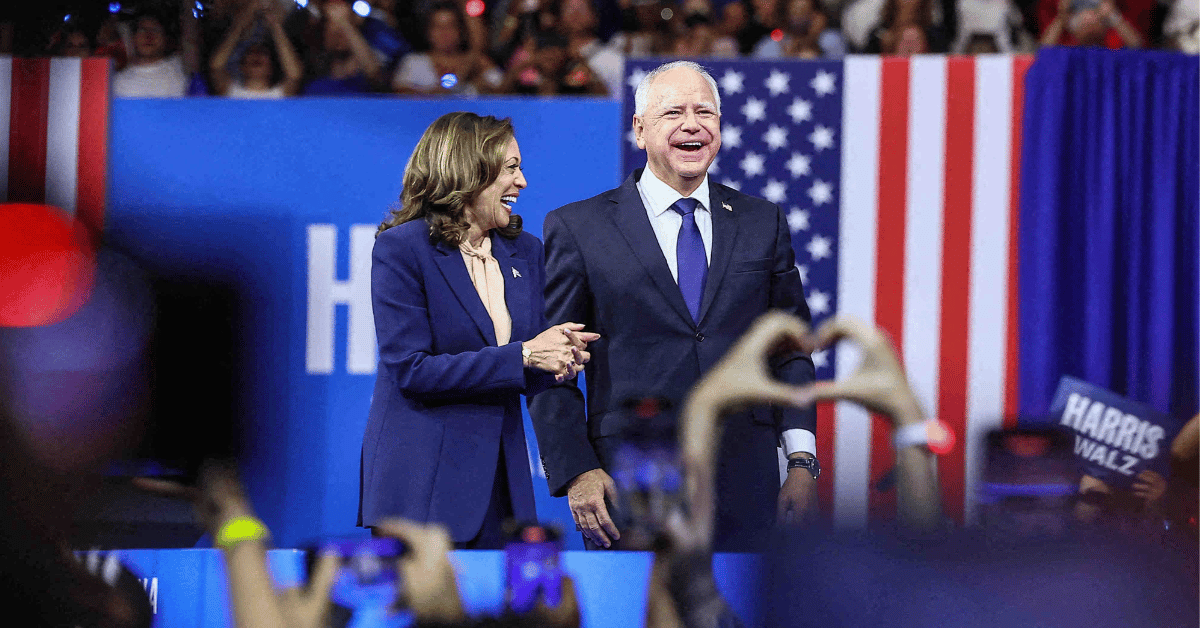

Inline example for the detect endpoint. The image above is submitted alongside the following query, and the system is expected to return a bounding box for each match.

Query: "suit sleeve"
[372,233,526,401]
[523,237,556,397]
[527,211,603,496]
[767,205,818,434]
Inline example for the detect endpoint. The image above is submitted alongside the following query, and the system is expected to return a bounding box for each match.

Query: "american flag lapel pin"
[722,202,732,212]
[512,267,521,278]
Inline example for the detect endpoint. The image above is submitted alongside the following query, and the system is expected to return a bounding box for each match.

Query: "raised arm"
[264,5,303,95]
[1040,0,1071,46]
[1098,0,1143,47]
[208,4,258,95]
[325,1,382,83]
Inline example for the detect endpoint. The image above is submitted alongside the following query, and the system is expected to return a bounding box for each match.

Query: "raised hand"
[370,518,466,624]
[793,314,923,427]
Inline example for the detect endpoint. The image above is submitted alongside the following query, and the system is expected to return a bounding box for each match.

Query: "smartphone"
[306,537,405,627]
[975,427,1078,537]
[610,397,683,550]
[505,524,562,613]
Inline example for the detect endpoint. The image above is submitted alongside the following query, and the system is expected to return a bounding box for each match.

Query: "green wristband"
[215,516,271,549]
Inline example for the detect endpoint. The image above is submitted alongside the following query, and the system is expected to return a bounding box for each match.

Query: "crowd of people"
[7,0,1197,99]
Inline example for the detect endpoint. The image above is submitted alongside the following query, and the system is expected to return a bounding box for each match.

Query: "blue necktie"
[670,198,706,322]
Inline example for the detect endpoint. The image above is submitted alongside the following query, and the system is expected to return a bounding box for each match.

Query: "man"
[529,60,818,551]
[112,12,188,98]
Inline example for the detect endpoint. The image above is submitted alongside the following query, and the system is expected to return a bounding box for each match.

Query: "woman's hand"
[523,323,600,382]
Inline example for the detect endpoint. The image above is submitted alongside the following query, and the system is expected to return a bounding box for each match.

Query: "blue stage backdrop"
[106,98,622,549]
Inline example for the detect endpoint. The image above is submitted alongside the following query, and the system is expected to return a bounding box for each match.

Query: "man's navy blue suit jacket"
[529,170,816,549]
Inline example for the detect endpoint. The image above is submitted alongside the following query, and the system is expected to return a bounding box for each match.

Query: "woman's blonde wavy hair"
[377,112,523,244]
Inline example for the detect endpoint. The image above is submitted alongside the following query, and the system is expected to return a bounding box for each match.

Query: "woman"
[208,3,303,98]
[359,113,596,549]
[392,2,502,95]
[864,0,947,53]
[302,0,383,95]
[751,0,846,58]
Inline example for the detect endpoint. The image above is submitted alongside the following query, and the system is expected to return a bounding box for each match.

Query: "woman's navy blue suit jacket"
[358,219,549,542]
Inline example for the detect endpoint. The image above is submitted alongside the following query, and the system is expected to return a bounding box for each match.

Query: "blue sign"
[1048,376,1182,488]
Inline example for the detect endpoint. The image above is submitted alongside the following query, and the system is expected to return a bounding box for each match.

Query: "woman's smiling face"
[465,138,527,235]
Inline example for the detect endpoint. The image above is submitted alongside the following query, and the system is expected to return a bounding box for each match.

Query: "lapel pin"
[722,202,732,212]
[512,267,522,278]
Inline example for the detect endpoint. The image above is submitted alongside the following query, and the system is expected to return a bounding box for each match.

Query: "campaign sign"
[1048,376,1179,488]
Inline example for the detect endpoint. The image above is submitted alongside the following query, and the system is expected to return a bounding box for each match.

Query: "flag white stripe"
[901,57,946,431]
[833,56,881,527]
[45,57,81,215]
[0,57,12,201]
[964,56,1016,522]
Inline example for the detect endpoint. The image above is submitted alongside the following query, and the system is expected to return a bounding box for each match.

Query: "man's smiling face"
[634,67,722,194]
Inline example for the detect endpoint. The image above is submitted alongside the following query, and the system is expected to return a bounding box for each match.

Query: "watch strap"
[893,420,956,454]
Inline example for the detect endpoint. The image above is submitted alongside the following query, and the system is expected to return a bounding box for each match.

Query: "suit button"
[694,332,705,342]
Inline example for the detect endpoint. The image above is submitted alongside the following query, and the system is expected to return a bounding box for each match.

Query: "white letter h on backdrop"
[306,224,377,374]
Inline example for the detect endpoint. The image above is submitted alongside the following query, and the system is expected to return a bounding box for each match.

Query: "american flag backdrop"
[622,55,1033,525]
[0,57,110,236]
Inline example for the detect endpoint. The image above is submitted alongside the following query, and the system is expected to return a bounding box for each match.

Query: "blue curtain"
[1018,47,1199,422]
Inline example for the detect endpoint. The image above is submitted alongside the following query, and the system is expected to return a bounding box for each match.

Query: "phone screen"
[505,525,562,613]
[610,398,682,550]
[307,537,404,626]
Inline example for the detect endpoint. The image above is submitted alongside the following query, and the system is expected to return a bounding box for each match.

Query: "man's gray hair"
[633,60,722,117]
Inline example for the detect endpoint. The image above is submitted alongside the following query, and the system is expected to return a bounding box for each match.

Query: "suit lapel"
[698,184,739,324]
[491,234,530,342]
[433,240,497,346]
[609,172,695,326]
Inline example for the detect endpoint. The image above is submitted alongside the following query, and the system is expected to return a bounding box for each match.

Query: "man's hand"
[567,469,621,548]
[777,456,818,526]
[373,518,466,624]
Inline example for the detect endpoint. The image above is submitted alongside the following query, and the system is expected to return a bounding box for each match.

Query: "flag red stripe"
[870,58,910,520]
[8,58,51,204]
[816,403,835,522]
[937,58,975,523]
[1004,56,1032,428]
[76,57,109,241]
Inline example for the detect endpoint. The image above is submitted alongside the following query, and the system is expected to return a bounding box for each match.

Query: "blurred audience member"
[138,463,582,628]
[394,1,502,95]
[952,0,1034,51]
[753,0,847,57]
[610,0,676,55]
[735,0,782,53]
[1074,414,1199,547]
[303,0,383,95]
[1040,0,1143,47]
[209,3,304,98]
[112,12,189,98]
[47,22,93,57]
[865,0,949,52]
[560,0,623,95]
[671,10,721,57]
[95,13,130,70]
[497,31,609,94]
[1161,0,1199,51]
[714,1,753,52]
[841,0,888,49]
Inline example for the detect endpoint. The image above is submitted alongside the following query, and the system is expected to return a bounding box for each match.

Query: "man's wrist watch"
[786,455,820,479]
[521,344,533,366]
